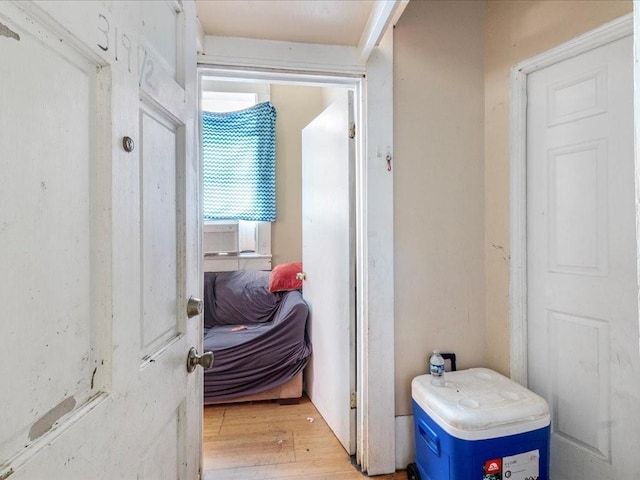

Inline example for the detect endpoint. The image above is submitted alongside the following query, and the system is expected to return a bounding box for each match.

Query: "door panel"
[548,311,610,459]
[527,35,640,479]
[139,402,186,480]
[141,0,179,82]
[0,1,200,478]
[0,2,103,465]
[302,91,356,454]
[547,140,607,276]
[140,104,180,359]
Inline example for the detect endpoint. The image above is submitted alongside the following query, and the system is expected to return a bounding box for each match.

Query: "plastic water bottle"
[429,350,445,387]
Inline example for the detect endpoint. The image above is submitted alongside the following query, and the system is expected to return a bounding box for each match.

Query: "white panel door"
[0,1,201,479]
[527,35,640,479]
[302,91,356,454]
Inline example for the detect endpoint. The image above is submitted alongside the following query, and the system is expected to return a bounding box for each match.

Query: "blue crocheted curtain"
[202,102,277,221]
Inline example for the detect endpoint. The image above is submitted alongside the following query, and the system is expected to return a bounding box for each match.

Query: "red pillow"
[269,262,303,292]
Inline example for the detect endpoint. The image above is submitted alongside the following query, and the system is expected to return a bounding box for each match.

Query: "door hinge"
[349,122,356,139]
[350,391,357,409]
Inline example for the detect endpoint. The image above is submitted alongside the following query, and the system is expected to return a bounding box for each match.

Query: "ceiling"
[194,0,378,47]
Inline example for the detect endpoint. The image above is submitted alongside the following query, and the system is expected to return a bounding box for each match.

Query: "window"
[202,91,256,114]
[200,80,273,271]
[201,102,276,222]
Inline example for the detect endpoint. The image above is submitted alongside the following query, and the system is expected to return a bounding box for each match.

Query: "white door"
[0,2,201,479]
[527,35,640,479]
[302,91,356,454]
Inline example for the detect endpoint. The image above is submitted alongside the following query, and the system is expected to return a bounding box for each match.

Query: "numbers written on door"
[96,12,157,91]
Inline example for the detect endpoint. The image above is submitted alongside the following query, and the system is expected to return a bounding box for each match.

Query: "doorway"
[198,69,360,468]
[196,28,396,476]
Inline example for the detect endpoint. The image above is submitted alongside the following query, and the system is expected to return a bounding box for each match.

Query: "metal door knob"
[296,272,306,281]
[122,136,135,152]
[186,296,203,318]
[186,347,213,373]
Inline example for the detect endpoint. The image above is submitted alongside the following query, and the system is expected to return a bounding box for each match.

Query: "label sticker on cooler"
[502,449,539,479]
[482,449,539,480]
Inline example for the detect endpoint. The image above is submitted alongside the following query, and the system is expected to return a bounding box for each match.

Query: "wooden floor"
[203,395,407,480]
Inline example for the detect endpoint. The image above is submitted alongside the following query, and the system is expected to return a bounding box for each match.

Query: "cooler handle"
[417,419,440,457]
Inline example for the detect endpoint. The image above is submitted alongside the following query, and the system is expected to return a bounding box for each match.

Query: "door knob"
[122,136,135,152]
[186,296,203,318]
[186,347,213,373]
[296,272,306,281]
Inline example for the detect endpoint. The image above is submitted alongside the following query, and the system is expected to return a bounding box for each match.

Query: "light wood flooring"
[203,395,408,480]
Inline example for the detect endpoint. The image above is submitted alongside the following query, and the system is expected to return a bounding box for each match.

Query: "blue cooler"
[410,368,550,480]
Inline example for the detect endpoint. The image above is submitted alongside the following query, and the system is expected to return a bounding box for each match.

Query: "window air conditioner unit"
[203,221,238,256]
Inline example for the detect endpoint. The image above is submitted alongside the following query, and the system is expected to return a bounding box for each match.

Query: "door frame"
[509,13,633,385]
[197,29,396,475]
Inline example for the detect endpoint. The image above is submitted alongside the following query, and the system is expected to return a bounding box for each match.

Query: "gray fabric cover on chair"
[203,270,311,403]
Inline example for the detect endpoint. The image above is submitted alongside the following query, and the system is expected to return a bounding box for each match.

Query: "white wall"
[321,87,346,110]
[393,0,486,418]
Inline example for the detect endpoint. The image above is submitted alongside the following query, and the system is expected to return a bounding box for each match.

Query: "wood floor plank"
[203,433,295,470]
[203,395,406,479]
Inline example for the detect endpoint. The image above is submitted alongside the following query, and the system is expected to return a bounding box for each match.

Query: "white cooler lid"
[412,368,550,441]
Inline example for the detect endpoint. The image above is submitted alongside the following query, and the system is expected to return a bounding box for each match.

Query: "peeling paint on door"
[28,396,76,441]
[0,22,20,41]
[0,468,14,480]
